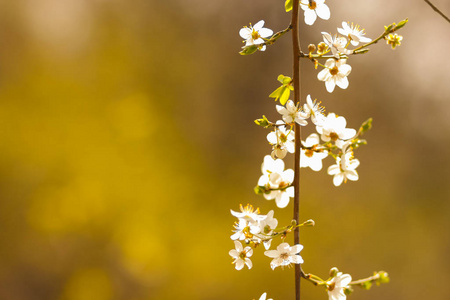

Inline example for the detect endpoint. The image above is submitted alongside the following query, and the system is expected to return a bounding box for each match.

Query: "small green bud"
[254,115,271,128]
[377,271,390,284]
[361,281,372,290]
[329,267,339,278]
[308,44,316,53]
[384,23,395,33]
[302,219,315,227]
[395,19,408,30]
[239,45,258,55]
[291,219,297,226]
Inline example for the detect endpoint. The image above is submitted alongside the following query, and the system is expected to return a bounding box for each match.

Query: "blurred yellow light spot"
[62,268,112,300]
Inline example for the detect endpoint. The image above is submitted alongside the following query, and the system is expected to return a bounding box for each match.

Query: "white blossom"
[276,100,308,126]
[259,293,273,300]
[300,133,328,171]
[321,32,352,58]
[229,241,253,270]
[303,95,326,126]
[318,59,352,93]
[327,142,360,186]
[264,242,304,270]
[231,204,265,223]
[267,123,295,159]
[337,22,371,46]
[316,113,356,147]
[300,0,330,26]
[239,20,273,51]
[327,272,352,300]
[258,155,294,208]
[230,204,264,241]
[258,210,278,250]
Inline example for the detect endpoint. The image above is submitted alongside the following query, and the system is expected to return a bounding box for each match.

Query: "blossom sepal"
[240,45,259,55]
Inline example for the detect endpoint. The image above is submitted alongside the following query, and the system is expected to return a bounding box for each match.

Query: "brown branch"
[424,0,450,23]
[291,1,302,300]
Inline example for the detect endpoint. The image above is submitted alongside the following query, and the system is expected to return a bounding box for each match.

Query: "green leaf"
[285,0,293,12]
[239,45,258,55]
[279,86,290,105]
[277,74,286,83]
[359,118,373,135]
[282,76,292,85]
[269,86,283,99]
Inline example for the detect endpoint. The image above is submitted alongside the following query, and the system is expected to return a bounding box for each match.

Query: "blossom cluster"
[229,204,304,270]
[257,94,366,204]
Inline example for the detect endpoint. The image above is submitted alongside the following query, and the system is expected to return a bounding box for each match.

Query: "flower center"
[243,226,253,239]
[280,252,290,260]
[239,251,248,260]
[305,149,314,157]
[280,133,288,143]
[308,1,317,9]
[251,29,261,41]
[330,66,339,76]
[329,132,339,141]
[278,181,289,189]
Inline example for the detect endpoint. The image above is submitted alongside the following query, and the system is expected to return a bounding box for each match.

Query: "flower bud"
[308,44,316,53]
[302,219,315,227]
[377,271,390,284]
[255,115,270,128]
[329,267,339,278]
[317,42,327,54]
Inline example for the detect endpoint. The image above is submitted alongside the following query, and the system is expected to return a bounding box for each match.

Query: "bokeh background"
[0,0,449,299]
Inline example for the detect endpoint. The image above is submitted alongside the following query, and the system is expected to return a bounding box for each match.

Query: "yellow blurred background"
[0,0,449,299]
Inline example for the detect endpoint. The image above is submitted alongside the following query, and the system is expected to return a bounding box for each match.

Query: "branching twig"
[424,0,450,23]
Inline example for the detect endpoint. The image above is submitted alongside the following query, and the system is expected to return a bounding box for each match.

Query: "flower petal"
[304,9,317,25]
[316,4,331,20]
[333,173,345,186]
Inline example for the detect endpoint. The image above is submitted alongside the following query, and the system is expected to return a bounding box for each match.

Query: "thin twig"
[424,0,450,23]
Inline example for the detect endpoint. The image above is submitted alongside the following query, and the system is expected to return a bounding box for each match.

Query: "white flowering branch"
[232,1,408,300]
[290,1,303,300]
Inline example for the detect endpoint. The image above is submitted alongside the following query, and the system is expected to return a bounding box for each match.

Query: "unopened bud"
[302,219,315,227]
[329,267,339,278]
[377,271,390,284]
[308,44,316,53]
[317,42,327,53]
